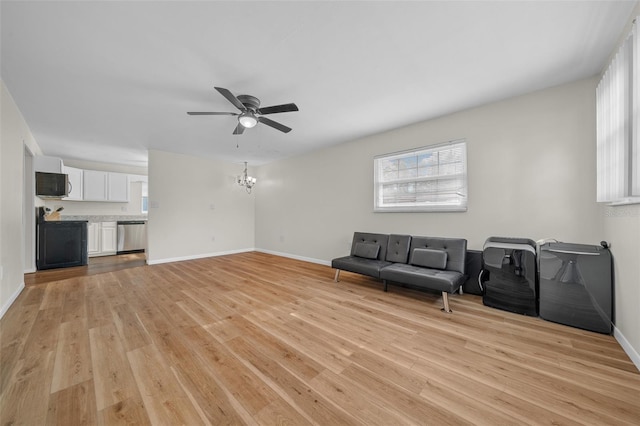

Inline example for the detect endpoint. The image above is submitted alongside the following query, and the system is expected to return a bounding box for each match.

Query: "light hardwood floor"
[2,251,639,425]
[23,253,147,286]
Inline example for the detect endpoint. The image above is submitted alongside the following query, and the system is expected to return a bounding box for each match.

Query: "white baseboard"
[255,248,331,266]
[614,326,640,371]
[146,248,255,265]
[0,282,25,320]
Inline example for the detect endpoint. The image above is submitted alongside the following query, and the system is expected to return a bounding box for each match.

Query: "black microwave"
[35,172,69,198]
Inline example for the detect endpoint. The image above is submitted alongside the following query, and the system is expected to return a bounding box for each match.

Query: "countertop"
[60,215,147,223]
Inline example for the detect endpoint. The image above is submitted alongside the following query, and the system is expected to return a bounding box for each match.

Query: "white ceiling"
[1,1,636,167]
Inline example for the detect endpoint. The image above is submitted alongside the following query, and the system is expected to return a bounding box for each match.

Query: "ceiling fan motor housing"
[237,94,260,111]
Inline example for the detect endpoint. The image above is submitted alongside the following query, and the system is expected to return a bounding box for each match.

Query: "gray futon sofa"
[331,232,467,312]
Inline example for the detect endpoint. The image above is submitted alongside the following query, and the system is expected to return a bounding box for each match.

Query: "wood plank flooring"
[24,253,147,286]
[2,251,639,425]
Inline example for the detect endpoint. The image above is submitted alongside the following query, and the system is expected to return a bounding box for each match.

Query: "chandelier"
[237,161,256,194]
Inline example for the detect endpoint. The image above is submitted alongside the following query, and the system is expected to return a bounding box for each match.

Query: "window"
[141,182,148,214]
[597,18,639,204]
[374,140,467,212]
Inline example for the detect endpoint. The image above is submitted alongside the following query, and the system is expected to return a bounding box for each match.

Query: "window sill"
[374,206,467,213]
[605,197,640,206]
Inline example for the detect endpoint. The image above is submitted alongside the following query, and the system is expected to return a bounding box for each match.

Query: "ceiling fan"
[188,87,299,134]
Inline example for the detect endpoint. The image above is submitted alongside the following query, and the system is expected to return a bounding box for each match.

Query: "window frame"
[373,139,468,213]
[597,17,640,205]
[141,182,148,214]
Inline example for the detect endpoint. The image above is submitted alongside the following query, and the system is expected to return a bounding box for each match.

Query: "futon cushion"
[380,263,465,293]
[354,242,380,259]
[332,256,392,279]
[411,248,448,270]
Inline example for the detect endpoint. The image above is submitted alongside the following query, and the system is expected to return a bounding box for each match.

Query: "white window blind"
[374,140,467,212]
[597,18,639,203]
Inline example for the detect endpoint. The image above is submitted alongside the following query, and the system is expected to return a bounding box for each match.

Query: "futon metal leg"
[441,291,452,313]
[383,280,388,292]
[334,269,341,282]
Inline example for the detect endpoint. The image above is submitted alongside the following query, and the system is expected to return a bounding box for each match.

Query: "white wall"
[0,80,41,317]
[601,4,640,367]
[146,150,255,264]
[256,78,602,261]
[604,205,640,365]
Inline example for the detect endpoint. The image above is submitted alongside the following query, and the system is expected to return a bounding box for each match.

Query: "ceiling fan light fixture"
[238,112,258,128]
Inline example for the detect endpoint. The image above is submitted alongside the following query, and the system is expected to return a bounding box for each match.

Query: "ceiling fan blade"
[187,112,238,115]
[257,103,299,115]
[232,123,245,135]
[258,116,292,133]
[215,87,246,111]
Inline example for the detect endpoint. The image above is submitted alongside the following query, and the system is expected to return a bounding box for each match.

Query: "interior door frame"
[23,145,36,273]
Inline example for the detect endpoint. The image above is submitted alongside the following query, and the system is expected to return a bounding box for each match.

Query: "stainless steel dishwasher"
[116,220,147,254]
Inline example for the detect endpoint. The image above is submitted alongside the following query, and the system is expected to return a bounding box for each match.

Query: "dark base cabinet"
[37,221,88,270]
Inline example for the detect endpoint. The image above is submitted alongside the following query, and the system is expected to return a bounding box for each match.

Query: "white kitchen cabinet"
[34,156,63,173]
[108,173,129,202]
[62,166,83,201]
[83,170,129,202]
[88,221,118,257]
[83,170,108,201]
[100,222,117,254]
[87,222,101,256]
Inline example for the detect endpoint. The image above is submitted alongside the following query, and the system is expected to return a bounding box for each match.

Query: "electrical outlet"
[121,206,128,212]
[209,204,215,210]
[279,235,285,243]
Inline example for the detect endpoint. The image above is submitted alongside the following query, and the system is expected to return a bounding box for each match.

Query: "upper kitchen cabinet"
[62,166,83,201]
[83,170,108,201]
[83,170,129,202]
[34,156,63,173]
[108,173,129,202]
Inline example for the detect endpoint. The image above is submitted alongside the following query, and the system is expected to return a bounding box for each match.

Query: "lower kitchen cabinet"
[37,221,88,270]
[101,222,117,254]
[88,221,117,257]
[87,222,100,256]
